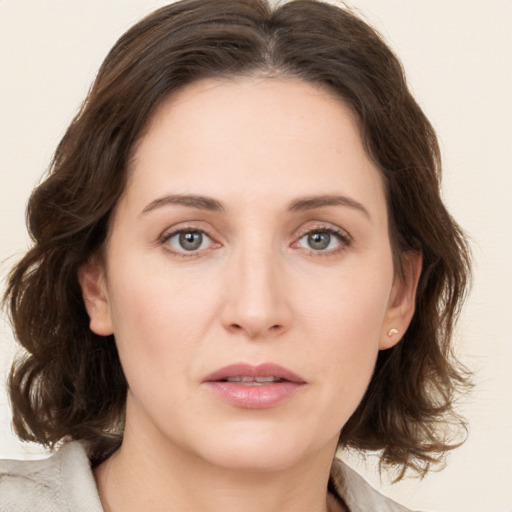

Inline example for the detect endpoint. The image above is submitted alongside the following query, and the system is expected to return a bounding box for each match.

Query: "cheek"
[297,262,392,351]
[105,260,221,379]
[296,264,392,412]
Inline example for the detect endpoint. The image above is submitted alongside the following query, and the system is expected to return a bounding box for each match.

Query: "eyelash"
[293,225,352,257]
[159,224,352,258]
[159,225,217,259]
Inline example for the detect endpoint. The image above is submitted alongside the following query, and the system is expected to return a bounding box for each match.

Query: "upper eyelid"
[160,222,217,240]
[159,228,218,257]
[294,223,352,241]
[162,226,209,238]
[160,223,349,238]
[291,224,353,256]
[157,221,352,249]
[157,225,213,250]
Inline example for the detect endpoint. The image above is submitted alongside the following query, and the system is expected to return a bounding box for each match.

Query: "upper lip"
[202,363,306,383]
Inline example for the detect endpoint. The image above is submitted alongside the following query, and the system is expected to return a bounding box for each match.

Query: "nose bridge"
[222,234,290,338]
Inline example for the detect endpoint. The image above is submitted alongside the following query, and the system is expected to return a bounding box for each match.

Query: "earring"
[387,328,399,337]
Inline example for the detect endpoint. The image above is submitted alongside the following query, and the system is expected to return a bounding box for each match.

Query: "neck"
[94,416,342,512]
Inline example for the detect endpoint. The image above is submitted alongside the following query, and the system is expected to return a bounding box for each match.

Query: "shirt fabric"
[0,441,416,512]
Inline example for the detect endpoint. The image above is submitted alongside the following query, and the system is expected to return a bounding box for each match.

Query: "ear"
[379,250,422,350]
[78,255,114,336]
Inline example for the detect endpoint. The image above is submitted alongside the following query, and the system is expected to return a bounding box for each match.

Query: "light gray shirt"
[0,441,415,512]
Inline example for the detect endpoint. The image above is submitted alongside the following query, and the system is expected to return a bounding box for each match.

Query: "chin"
[202,445,305,473]
[191,422,331,473]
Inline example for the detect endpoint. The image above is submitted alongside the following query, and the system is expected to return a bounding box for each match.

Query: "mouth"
[203,362,306,384]
[202,363,306,409]
[220,376,287,386]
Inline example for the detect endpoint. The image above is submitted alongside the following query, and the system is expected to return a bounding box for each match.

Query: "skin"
[80,76,421,512]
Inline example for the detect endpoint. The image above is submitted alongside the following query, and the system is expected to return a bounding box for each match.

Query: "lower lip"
[204,381,305,409]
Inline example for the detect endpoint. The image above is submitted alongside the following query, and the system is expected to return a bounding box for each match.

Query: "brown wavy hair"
[4,0,471,476]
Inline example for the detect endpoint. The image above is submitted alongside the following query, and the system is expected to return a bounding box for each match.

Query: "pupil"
[308,232,330,250]
[179,231,202,251]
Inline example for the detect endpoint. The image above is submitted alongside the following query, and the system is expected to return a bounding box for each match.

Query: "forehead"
[126,76,387,219]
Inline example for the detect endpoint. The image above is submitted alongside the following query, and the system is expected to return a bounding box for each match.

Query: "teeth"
[226,376,282,384]
[253,376,279,382]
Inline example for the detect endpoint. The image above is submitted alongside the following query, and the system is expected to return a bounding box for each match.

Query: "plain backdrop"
[1,1,511,511]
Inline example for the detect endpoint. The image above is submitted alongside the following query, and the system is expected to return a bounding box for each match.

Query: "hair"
[4,0,471,477]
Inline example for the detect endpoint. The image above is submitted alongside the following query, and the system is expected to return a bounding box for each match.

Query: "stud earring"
[387,328,399,337]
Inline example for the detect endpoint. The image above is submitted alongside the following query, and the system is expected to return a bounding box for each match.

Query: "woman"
[0,1,471,511]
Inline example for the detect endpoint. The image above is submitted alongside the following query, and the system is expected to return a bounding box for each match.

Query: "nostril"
[228,322,284,337]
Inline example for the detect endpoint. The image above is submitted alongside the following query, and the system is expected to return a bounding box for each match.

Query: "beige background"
[1,1,511,511]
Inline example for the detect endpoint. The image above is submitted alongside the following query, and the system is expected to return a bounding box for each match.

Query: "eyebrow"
[288,195,371,219]
[140,193,370,219]
[141,194,225,215]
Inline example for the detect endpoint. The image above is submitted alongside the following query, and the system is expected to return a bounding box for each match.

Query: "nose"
[220,246,292,340]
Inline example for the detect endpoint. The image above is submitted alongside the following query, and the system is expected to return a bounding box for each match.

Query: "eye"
[163,229,213,253]
[295,227,350,253]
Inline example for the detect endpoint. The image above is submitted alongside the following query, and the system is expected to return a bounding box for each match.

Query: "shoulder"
[330,458,419,512]
[0,441,103,512]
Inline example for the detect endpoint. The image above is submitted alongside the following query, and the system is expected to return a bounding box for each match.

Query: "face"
[81,77,419,473]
